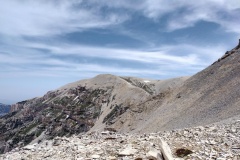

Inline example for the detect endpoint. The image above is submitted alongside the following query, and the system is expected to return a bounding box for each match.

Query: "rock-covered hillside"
[1,118,239,159]
[0,103,10,117]
[0,40,240,154]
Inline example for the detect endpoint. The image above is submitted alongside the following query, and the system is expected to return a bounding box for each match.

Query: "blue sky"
[0,0,239,104]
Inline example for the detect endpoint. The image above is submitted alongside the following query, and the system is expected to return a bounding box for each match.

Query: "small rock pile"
[1,120,239,160]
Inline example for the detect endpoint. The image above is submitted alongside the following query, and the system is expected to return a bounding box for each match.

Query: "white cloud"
[0,0,239,39]
[0,1,128,37]
[1,39,226,80]
[101,0,240,34]
[86,0,240,34]
[141,0,240,33]
[23,42,202,65]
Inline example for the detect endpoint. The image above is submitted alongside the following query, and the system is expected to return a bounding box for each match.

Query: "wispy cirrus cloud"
[24,43,200,64]
[0,0,239,37]
[0,40,226,79]
[140,0,240,33]
[0,1,128,37]
[166,4,240,33]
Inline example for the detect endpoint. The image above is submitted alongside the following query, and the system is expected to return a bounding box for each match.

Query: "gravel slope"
[1,119,239,160]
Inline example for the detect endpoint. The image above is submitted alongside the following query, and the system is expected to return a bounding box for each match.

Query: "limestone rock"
[91,154,100,159]
[158,139,174,160]
[108,156,117,160]
[146,149,163,160]
[23,144,37,151]
[118,147,137,156]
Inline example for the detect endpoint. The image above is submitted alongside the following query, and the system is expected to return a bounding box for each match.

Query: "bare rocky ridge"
[0,40,240,157]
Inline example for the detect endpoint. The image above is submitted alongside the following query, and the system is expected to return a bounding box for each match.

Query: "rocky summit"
[0,40,240,158]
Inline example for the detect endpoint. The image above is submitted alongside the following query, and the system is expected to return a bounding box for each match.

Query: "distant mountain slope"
[0,74,187,153]
[0,103,10,116]
[0,40,239,153]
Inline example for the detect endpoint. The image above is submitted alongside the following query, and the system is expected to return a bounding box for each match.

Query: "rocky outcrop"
[10,102,25,112]
[214,39,240,64]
